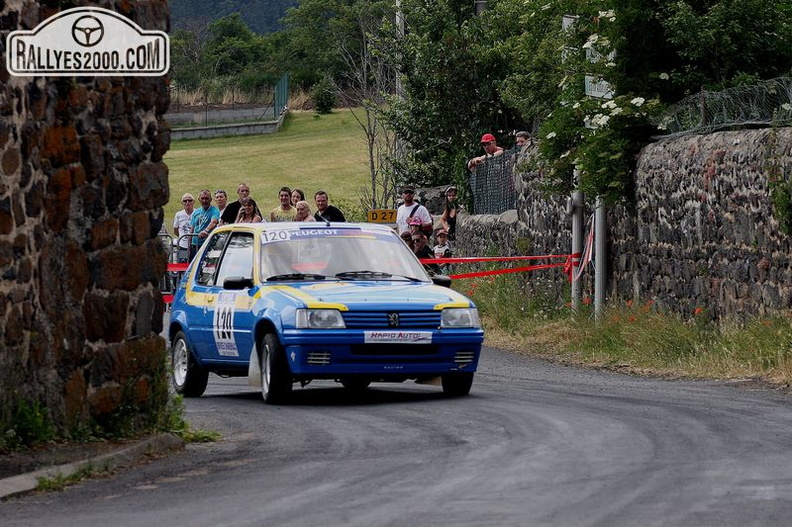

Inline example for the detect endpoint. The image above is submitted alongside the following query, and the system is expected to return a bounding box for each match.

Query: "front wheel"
[171,331,209,397]
[441,372,474,397]
[260,333,292,404]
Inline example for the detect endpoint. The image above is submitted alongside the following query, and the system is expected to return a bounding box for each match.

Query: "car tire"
[441,372,474,397]
[261,333,292,404]
[171,331,209,397]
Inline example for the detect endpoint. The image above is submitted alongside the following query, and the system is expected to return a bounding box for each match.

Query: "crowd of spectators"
[167,184,347,262]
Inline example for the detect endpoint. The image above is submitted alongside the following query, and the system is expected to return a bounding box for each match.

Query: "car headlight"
[296,309,346,329]
[441,308,481,328]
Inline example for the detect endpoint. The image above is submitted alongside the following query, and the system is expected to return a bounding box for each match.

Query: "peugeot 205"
[168,222,484,403]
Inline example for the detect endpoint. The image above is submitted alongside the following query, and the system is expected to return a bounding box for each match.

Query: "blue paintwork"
[169,223,484,385]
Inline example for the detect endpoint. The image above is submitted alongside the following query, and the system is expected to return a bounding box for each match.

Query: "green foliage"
[311,77,337,114]
[332,196,367,222]
[1,400,55,450]
[169,0,792,204]
[170,0,297,34]
[660,0,792,91]
[36,464,109,492]
[378,0,527,188]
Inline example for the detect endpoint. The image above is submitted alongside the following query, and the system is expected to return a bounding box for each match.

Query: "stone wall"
[455,129,792,320]
[0,1,171,436]
[165,106,277,127]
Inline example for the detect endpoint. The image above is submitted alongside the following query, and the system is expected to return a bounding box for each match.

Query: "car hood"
[262,280,473,310]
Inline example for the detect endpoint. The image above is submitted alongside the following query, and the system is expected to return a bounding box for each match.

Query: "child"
[432,228,453,274]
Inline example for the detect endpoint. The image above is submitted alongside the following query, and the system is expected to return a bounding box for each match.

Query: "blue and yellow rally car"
[168,222,484,403]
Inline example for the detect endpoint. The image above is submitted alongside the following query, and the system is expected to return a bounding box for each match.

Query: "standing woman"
[295,200,316,222]
[440,186,459,245]
[235,197,263,223]
[291,188,306,207]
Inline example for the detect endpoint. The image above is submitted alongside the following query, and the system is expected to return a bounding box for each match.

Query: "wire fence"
[655,76,792,137]
[468,149,519,214]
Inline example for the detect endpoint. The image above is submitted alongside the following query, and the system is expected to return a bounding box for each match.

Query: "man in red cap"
[467,132,505,170]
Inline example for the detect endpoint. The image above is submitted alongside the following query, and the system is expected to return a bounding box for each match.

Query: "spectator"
[189,189,220,261]
[173,192,194,263]
[221,183,253,225]
[400,231,414,251]
[295,200,316,222]
[432,228,453,274]
[291,188,305,207]
[235,197,263,223]
[396,186,432,235]
[515,131,532,149]
[270,186,298,222]
[467,133,505,170]
[214,189,228,215]
[412,232,440,275]
[440,185,459,244]
[408,217,423,236]
[314,190,346,222]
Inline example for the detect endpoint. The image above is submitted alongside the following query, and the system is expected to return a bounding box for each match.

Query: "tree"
[331,2,401,208]
[379,0,527,190]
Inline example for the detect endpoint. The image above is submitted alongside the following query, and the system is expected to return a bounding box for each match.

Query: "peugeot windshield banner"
[6,6,169,76]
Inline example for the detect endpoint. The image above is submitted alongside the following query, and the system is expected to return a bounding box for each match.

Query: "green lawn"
[164,110,370,223]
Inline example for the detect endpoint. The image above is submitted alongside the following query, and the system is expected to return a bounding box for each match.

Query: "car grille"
[454,349,477,366]
[350,344,438,356]
[306,350,332,365]
[342,311,442,329]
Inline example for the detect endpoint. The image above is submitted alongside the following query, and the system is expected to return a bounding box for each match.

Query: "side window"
[215,233,254,287]
[196,231,230,286]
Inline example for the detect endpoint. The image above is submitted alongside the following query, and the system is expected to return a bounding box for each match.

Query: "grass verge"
[465,272,792,388]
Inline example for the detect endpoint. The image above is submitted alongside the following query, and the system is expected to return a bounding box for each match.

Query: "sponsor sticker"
[213,292,239,357]
[363,331,432,344]
[7,7,169,77]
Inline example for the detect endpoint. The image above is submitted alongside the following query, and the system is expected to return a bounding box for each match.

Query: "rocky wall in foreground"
[0,1,171,435]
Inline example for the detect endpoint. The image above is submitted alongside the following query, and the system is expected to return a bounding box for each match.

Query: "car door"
[210,232,256,363]
[189,230,230,359]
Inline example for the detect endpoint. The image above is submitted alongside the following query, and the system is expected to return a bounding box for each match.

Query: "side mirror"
[431,274,452,288]
[223,276,254,290]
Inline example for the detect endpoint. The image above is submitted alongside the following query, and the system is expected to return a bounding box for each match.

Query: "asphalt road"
[4,347,792,526]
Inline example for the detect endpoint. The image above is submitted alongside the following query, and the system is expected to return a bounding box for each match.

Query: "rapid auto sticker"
[213,291,239,357]
[363,331,432,344]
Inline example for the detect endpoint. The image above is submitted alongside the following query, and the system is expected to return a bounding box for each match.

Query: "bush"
[310,77,336,114]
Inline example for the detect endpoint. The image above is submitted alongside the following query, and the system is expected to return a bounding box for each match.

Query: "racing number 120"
[214,305,233,341]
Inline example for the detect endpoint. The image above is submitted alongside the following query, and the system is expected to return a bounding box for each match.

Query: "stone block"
[90,217,119,251]
[41,125,80,167]
[83,291,129,343]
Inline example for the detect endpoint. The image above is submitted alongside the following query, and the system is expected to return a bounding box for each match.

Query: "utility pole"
[570,168,584,313]
[594,196,606,319]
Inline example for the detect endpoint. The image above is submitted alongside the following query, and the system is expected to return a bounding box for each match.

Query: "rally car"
[168,222,484,403]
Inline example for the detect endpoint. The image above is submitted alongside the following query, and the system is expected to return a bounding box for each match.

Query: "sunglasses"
[182,199,193,202]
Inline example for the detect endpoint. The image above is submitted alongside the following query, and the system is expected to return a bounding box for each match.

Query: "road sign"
[367,209,397,223]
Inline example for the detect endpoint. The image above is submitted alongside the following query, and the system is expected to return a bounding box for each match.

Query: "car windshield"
[260,226,430,282]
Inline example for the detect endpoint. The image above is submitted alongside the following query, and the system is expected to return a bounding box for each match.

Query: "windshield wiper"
[335,270,393,280]
[266,273,327,281]
[389,275,426,282]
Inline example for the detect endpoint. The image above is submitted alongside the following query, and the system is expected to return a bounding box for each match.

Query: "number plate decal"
[213,292,239,357]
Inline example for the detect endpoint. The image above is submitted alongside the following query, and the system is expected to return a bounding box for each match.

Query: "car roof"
[213,222,396,235]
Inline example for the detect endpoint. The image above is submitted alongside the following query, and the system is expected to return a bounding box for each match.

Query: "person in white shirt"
[396,186,432,235]
[173,193,194,263]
